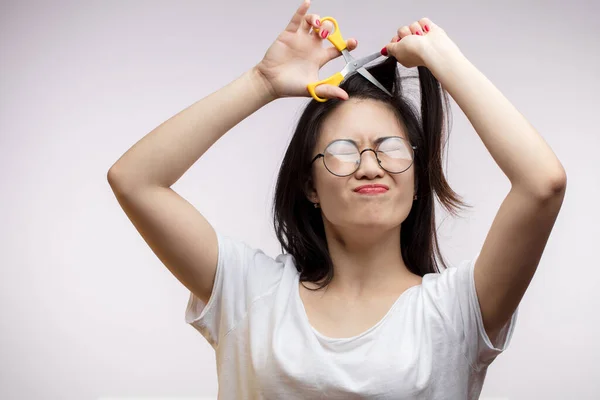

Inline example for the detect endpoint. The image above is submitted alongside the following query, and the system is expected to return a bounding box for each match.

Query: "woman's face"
[310,98,416,232]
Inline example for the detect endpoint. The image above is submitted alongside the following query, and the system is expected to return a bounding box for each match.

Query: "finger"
[382,37,397,56]
[323,38,358,63]
[285,0,311,33]
[346,38,358,51]
[302,13,321,32]
[409,22,424,36]
[316,19,335,40]
[418,17,434,33]
[396,26,412,40]
[385,30,407,56]
[314,84,349,101]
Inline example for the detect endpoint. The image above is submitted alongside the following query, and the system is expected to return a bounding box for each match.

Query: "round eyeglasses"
[311,136,417,177]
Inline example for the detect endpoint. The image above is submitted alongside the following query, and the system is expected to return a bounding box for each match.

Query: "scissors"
[308,17,392,102]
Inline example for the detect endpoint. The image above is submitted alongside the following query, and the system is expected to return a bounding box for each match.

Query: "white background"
[1,0,598,398]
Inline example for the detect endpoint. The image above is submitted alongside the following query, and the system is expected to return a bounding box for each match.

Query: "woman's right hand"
[255,0,358,101]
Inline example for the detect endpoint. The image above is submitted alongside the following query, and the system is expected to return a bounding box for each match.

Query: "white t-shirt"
[185,231,518,399]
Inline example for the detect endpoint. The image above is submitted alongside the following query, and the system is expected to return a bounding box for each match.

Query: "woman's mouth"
[354,184,389,195]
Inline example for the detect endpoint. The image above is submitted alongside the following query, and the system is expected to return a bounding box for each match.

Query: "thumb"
[313,84,349,101]
[381,41,400,57]
[323,38,358,64]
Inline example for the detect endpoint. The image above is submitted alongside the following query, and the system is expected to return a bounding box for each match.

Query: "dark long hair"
[273,57,471,290]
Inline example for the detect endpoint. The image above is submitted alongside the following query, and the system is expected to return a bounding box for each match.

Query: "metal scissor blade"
[341,49,354,64]
[354,51,387,69]
[340,49,386,77]
[357,67,393,97]
[340,50,384,73]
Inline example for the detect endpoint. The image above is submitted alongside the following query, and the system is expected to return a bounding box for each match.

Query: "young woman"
[108,0,567,398]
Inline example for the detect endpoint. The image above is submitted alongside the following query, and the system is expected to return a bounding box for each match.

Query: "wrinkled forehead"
[317,99,408,149]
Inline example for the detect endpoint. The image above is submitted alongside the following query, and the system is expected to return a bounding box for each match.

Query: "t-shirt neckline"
[294,271,421,343]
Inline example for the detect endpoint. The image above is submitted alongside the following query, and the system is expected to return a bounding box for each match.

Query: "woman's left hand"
[383,18,462,68]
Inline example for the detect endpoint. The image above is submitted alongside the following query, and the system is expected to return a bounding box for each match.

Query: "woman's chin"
[349,218,401,230]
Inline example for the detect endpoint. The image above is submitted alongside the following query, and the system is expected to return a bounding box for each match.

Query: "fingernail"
[381,47,388,56]
[321,30,328,39]
[423,25,429,32]
[396,37,402,42]
[316,19,321,26]
[416,31,422,36]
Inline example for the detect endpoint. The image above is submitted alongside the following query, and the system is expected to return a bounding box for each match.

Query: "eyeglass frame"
[310,136,418,177]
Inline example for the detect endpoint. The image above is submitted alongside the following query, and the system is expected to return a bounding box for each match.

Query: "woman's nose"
[355,149,384,178]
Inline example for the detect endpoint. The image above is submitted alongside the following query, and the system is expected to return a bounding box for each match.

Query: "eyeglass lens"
[323,137,413,176]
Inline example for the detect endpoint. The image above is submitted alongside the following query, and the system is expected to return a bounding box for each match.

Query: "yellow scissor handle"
[314,17,346,52]
[307,72,344,102]
[307,17,347,102]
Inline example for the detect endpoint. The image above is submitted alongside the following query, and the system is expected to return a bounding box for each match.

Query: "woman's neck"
[320,225,418,299]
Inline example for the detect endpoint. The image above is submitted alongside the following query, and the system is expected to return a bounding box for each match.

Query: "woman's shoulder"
[216,230,295,270]
[420,255,479,293]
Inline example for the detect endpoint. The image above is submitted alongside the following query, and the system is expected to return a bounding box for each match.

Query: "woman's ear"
[303,176,319,204]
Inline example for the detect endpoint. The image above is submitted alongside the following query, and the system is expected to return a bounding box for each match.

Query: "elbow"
[107,165,131,193]
[107,166,121,187]
[514,166,567,201]
[548,165,567,194]
[539,167,567,199]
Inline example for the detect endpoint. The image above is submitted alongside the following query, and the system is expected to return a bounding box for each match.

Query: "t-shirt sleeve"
[184,231,284,349]
[426,253,519,370]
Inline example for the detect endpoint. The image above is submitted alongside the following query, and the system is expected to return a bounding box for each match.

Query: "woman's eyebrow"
[343,136,394,146]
